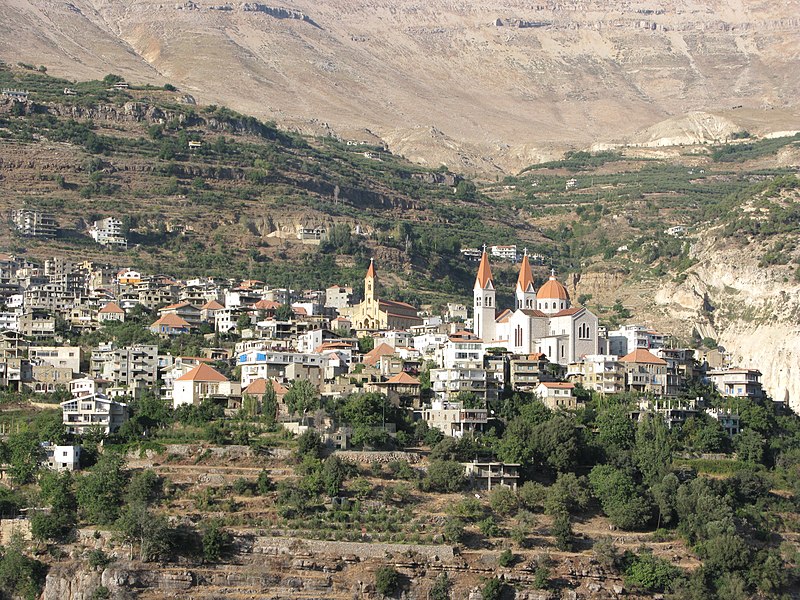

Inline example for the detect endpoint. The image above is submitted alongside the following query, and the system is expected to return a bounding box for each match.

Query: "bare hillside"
[2,0,799,172]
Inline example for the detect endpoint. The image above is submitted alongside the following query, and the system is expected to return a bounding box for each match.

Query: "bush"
[429,572,451,600]
[551,512,573,551]
[87,549,111,569]
[623,550,682,592]
[443,517,466,544]
[424,460,465,493]
[498,548,516,567]
[481,577,506,600]
[489,486,518,516]
[375,565,400,597]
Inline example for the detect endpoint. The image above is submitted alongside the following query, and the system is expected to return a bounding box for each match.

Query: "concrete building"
[535,381,578,410]
[707,368,764,399]
[325,285,353,310]
[421,399,488,438]
[61,393,128,435]
[619,349,668,396]
[89,217,127,248]
[11,209,56,238]
[568,354,625,395]
[172,363,240,409]
[463,461,520,490]
[28,346,81,374]
[42,443,81,471]
[607,325,667,356]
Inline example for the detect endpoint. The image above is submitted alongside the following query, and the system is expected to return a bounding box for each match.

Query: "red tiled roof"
[201,299,224,310]
[176,363,229,382]
[539,382,575,389]
[98,302,124,314]
[151,313,190,328]
[160,301,194,312]
[538,275,570,300]
[253,299,281,310]
[550,307,582,317]
[385,372,420,385]
[364,342,396,366]
[244,377,288,395]
[619,349,667,365]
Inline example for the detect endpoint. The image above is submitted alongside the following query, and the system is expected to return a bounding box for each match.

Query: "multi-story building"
[421,399,488,438]
[42,443,81,471]
[325,285,352,310]
[568,354,625,395]
[60,393,128,435]
[172,363,240,409]
[463,461,520,490]
[607,325,668,356]
[619,349,668,396]
[535,381,578,410]
[509,353,550,392]
[238,349,324,386]
[430,364,492,403]
[706,408,741,437]
[28,346,81,374]
[89,217,127,248]
[707,368,764,399]
[18,311,56,338]
[11,209,56,238]
[90,344,159,399]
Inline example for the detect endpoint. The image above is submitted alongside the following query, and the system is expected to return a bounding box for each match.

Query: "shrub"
[498,548,516,567]
[623,550,682,592]
[87,549,111,569]
[375,565,400,597]
[481,577,506,600]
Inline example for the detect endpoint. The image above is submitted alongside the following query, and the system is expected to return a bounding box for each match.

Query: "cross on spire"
[550,267,556,277]
[482,243,487,253]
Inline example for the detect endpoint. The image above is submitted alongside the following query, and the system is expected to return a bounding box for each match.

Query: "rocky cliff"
[2,0,799,172]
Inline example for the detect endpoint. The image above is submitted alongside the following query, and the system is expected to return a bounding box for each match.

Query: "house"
[150,313,191,336]
[172,363,240,409]
[325,285,352,310]
[535,381,578,410]
[568,354,625,395]
[706,408,741,437]
[608,325,668,356]
[90,344,158,399]
[61,394,128,435]
[18,311,56,338]
[366,372,421,408]
[117,269,142,286]
[242,378,288,417]
[463,461,520,491]
[42,443,81,471]
[97,301,125,323]
[509,353,550,392]
[421,399,488,438]
[158,302,202,328]
[200,299,224,323]
[707,368,764,399]
[28,346,81,374]
[619,349,668,396]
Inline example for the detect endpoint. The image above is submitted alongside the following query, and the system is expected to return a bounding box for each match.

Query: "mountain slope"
[2,0,799,172]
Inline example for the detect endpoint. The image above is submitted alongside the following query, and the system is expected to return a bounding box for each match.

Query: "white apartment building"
[89,217,127,249]
[61,394,128,435]
[28,346,81,374]
[607,325,667,356]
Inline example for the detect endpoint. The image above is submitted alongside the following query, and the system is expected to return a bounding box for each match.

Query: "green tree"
[424,460,465,493]
[285,379,320,420]
[589,465,654,530]
[481,577,506,600]
[77,452,128,525]
[275,304,294,321]
[634,414,672,486]
[544,472,591,516]
[623,550,682,592]
[0,534,46,600]
[295,430,323,459]
[115,502,172,562]
[236,312,251,332]
[443,517,465,544]
[733,429,764,464]
[375,565,400,596]
[202,521,232,563]
[429,572,451,600]
[31,472,76,542]
[7,431,44,486]
[551,511,573,551]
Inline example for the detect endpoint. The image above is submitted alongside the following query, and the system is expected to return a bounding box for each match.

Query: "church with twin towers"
[473,248,600,365]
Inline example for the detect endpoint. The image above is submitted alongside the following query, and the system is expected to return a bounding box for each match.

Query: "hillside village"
[0,249,771,446]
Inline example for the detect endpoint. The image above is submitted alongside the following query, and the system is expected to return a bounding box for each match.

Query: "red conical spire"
[475,246,493,289]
